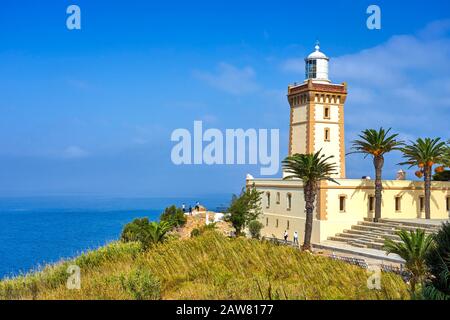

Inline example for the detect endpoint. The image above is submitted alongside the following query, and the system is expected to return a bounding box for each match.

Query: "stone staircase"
[328,218,441,251]
[313,218,443,263]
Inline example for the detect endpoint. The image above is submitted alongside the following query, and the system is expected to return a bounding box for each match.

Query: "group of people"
[181,201,201,215]
[283,230,299,246]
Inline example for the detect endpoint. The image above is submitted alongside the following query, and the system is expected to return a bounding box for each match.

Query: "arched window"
[324,128,330,142]
[395,196,402,212]
[324,106,330,119]
[368,195,374,212]
[266,192,271,208]
[287,193,292,210]
[339,195,347,212]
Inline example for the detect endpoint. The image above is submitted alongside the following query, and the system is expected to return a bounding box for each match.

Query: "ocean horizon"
[0,195,230,279]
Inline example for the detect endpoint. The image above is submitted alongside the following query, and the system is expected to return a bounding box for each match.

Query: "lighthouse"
[287,43,348,178]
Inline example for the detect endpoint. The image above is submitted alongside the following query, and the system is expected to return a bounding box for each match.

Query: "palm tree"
[282,150,338,251]
[399,138,447,219]
[349,128,403,222]
[146,221,173,244]
[424,222,450,300]
[444,141,450,167]
[384,229,434,296]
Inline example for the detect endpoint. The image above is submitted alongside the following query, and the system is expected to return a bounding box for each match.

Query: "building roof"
[307,43,328,60]
[288,80,347,96]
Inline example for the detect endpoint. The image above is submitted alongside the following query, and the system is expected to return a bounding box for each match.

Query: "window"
[324,128,330,142]
[395,196,402,212]
[419,196,425,212]
[276,219,279,228]
[266,192,271,208]
[276,192,280,204]
[305,60,317,79]
[266,217,269,227]
[339,196,346,212]
[324,106,330,119]
[287,193,292,210]
[446,197,449,212]
[368,195,374,212]
[287,220,290,230]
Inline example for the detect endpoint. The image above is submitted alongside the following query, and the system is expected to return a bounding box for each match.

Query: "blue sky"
[0,0,449,197]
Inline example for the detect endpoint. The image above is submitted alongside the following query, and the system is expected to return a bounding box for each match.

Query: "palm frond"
[348,127,403,157]
[399,138,447,168]
[282,150,339,185]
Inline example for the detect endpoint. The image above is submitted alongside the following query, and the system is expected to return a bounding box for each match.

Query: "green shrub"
[225,185,262,236]
[121,218,173,249]
[160,205,187,228]
[120,268,161,300]
[424,222,450,300]
[190,223,217,238]
[433,170,450,181]
[248,220,264,239]
[190,228,201,237]
[121,218,151,243]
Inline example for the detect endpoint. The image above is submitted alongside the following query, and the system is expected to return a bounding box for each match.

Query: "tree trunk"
[410,278,417,297]
[302,181,317,251]
[373,156,384,222]
[424,166,432,220]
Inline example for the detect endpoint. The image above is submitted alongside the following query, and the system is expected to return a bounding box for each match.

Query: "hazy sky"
[0,0,449,197]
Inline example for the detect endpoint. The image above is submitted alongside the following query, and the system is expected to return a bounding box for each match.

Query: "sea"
[0,195,230,280]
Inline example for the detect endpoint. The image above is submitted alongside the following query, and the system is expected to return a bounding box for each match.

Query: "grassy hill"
[0,232,409,300]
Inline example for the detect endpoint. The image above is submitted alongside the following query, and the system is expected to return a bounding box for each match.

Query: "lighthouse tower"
[287,43,348,178]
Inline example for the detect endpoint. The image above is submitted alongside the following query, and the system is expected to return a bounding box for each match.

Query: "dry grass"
[0,232,409,300]
[177,213,233,239]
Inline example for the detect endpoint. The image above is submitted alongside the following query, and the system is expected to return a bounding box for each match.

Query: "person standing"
[182,203,186,213]
[293,231,299,246]
[188,206,192,215]
[284,230,288,244]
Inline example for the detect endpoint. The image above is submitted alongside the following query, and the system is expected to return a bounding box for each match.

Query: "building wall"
[291,103,308,155]
[249,178,450,243]
[287,82,347,179]
[249,179,323,243]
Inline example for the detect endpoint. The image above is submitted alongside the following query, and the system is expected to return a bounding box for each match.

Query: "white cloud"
[193,62,259,95]
[63,146,89,159]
